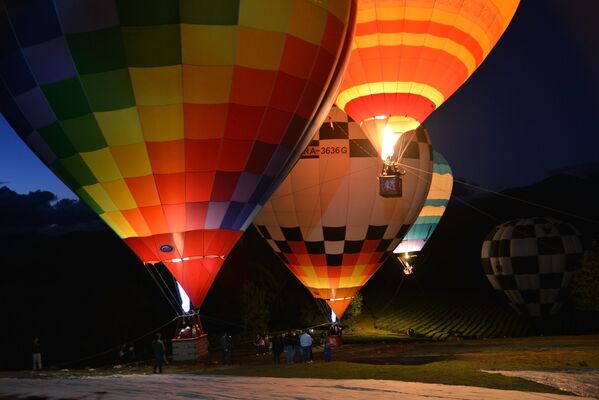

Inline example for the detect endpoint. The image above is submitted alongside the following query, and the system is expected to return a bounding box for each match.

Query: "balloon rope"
[401,163,599,225]
[142,263,183,317]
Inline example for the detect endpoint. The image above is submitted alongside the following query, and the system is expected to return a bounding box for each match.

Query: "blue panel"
[252,175,275,205]
[264,144,290,176]
[22,36,77,85]
[55,0,119,34]
[13,87,56,129]
[5,0,62,47]
[231,171,261,203]
[231,202,258,231]
[0,81,33,137]
[220,201,245,230]
[0,8,36,95]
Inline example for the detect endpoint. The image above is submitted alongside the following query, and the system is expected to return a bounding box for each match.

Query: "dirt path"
[0,375,593,400]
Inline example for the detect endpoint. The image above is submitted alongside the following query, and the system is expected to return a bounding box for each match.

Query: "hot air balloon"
[253,106,432,319]
[335,0,519,191]
[0,0,355,311]
[481,217,583,318]
[393,151,452,273]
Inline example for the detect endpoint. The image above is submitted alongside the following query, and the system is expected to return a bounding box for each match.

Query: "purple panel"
[22,37,77,85]
[231,172,261,202]
[14,87,56,129]
[5,0,62,47]
[264,145,291,176]
[0,8,36,95]
[55,0,119,34]
[205,202,229,229]
[26,130,57,165]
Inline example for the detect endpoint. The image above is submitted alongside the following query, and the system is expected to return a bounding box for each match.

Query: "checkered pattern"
[481,217,583,317]
[254,106,433,316]
[0,0,354,308]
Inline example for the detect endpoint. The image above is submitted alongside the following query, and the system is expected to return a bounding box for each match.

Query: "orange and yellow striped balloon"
[336,0,519,157]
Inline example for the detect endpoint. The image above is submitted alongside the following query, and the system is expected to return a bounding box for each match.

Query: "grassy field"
[3,335,597,396]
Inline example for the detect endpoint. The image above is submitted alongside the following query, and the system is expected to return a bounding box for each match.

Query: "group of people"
[251,329,321,365]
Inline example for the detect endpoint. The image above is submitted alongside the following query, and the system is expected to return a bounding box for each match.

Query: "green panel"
[52,155,98,188]
[75,188,104,214]
[37,123,77,158]
[42,77,91,119]
[80,69,136,111]
[60,114,107,152]
[180,0,239,25]
[67,28,127,74]
[117,0,179,26]
[122,25,181,67]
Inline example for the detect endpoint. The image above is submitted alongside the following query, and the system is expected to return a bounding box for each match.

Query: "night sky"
[1,0,598,200]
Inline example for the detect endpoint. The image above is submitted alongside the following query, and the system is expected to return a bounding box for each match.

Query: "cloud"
[0,185,108,234]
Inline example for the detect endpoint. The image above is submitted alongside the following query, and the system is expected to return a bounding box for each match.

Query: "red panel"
[154,173,186,204]
[341,253,359,266]
[185,139,221,172]
[162,203,187,233]
[321,13,345,55]
[295,80,322,119]
[360,240,380,253]
[146,140,185,174]
[223,103,265,141]
[125,175,161,207]
[326,298,352,319]
[269,72,305,113]
[217,138,253,172]
[256,107,293,144]
[164,257,225,308]
[307,48,335,90]
[201,229,243,257]
[185,202,209,231]
[344,93,434,126]
[183,103,228,140]
[309,254,327,267]
[327,268,341,279]
[210,171,240,201]
[125,236,159,262]
[244,141,277,174]
[121,208,149,234]
[185,172,215,202]
[288,241,307,254]
[279,36,319,80]
[230,66,277,106]
[138,205,170,234]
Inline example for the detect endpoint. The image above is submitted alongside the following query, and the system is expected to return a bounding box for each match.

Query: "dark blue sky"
[1,0,598,199]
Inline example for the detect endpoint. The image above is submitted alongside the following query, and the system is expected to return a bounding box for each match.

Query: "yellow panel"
[354,32,476,74]
[137,104,184,141]
[301,265,318,280]
[339,276,365,288]
[288,0,327,45]
[239,0,291,33]
[418,205,445,217]
[101,179,137,210]
[129,66,182,106]
[94,107,144,146]
[110,143,152,178]
[236,27,285,70]
[101,211,137,238]
[182,65,233,104]
[80,148,122,182]
[336,81,445,117]
[82,183,117,212]
[181,24,237,66]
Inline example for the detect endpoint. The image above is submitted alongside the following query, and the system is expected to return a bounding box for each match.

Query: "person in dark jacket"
[221,332,232,366]
[283,331,295,364]
[152,333,166,373]
[32,337,42,371]
[272,334,284,364]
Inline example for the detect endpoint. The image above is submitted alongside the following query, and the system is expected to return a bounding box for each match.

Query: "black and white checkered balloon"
[481,217,582,318]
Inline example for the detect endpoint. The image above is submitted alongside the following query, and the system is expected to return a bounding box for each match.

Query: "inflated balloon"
[336,0,519,165]
[481,218,583,318]
[254,106,432,318]
[394,151,452,271]
[0,0,355,308]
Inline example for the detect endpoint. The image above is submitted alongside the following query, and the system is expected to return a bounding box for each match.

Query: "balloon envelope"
[0,0,355,308]
[254,106,432,318]
[481,217,583,318]
[336,0,519,158]
[394,151,452,256]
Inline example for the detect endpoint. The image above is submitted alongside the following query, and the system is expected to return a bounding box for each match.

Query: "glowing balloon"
[481,217,583,318]
[0,0,355,308]
[336,0,519,163]
[394,151,452,271]
[254,106,432,318]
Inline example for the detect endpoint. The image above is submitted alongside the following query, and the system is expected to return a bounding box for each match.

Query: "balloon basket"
[379,175,403,197]
[327,335,342,348]
[172,313,208,362]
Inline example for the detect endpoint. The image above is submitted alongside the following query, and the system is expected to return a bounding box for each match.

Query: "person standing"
[151,333,166,373]
[220,332,232,366]
[32,337,42,371]
[299,330,313,363]
[283,331,295,364]
[272,334,284,364]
